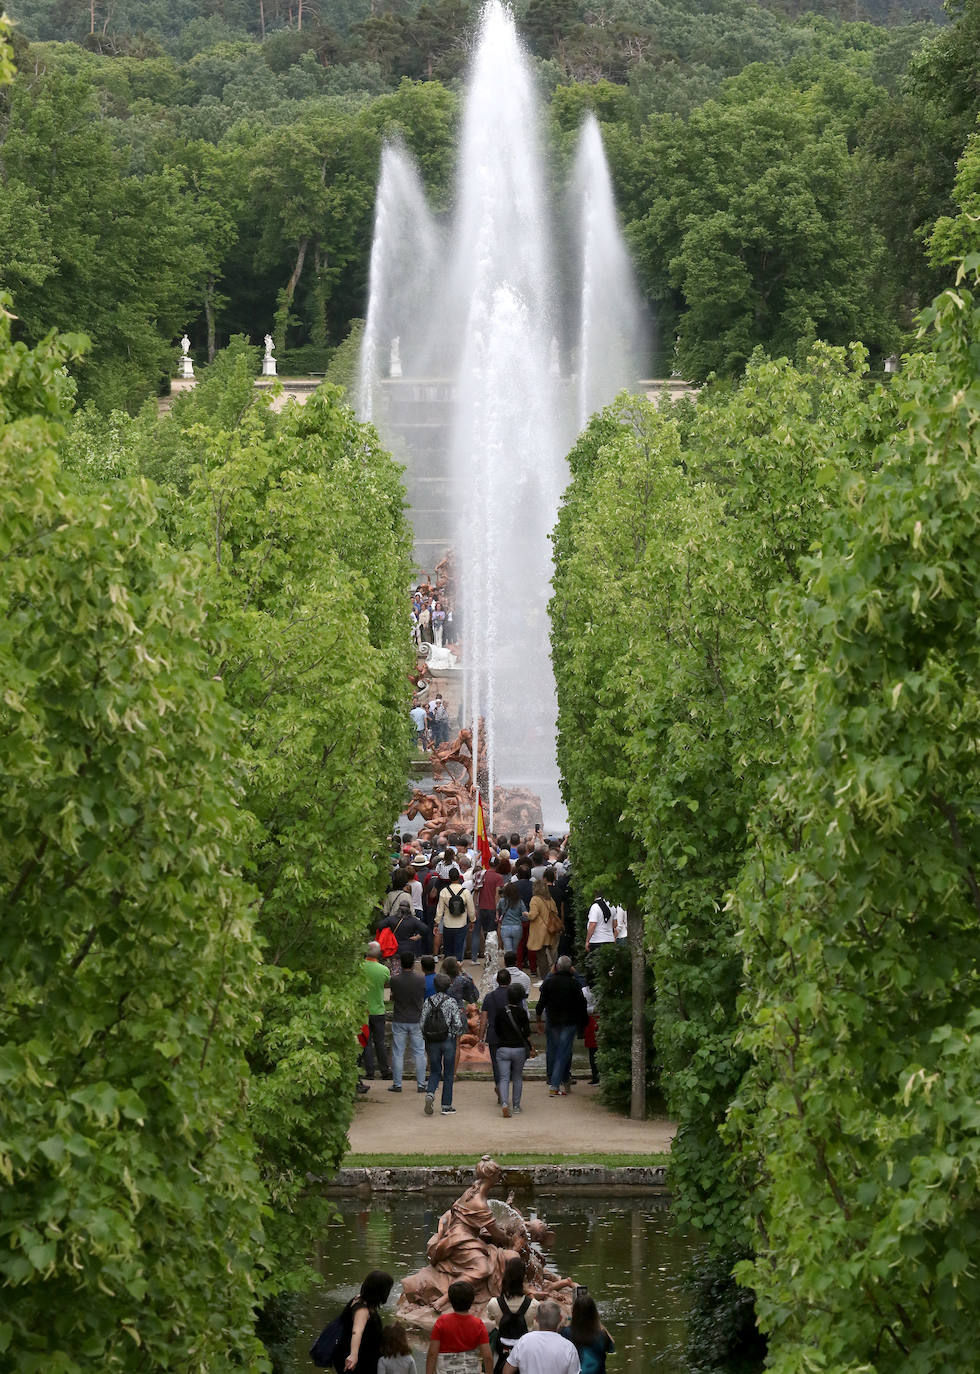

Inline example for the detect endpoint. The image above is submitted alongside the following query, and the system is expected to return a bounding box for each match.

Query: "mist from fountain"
[357,0,649,831]
[358,142,442,422]
[573,114,651,433]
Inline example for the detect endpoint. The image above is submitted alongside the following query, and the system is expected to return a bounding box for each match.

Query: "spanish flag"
[475,790,492,871]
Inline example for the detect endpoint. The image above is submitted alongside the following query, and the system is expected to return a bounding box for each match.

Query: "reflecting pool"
[286,1191,698,1373]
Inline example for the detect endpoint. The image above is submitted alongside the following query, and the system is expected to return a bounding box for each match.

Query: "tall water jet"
[358,142,442,422]
[356,1,649,830]
[572,113,651,432]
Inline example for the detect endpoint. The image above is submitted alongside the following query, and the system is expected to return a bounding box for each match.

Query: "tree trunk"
[259,0,265,39]
[628,907,646,1120]
[205,275,217,364]
[274,235,309,350]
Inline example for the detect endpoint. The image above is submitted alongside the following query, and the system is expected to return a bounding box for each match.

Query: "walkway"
[347,1076,675,1157]
[347,958,675,1159]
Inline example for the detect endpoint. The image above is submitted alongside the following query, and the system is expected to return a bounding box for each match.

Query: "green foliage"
[627,82,897,379]
[591,942,659,1114]
[728,270,980,1370]
[130,375,414,1246]
[553,345,887,1267]
[57,354,415,1302]
[683,1248,766,1374]
[0,298,270,1370]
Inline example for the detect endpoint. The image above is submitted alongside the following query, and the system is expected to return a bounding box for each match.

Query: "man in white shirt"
[502,1302,579,1374]
[585,897,617,952]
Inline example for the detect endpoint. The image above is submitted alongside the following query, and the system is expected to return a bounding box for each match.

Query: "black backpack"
[309,1308,350,1370]
[446,887,466,918]
[423,994,451,1043]
[491,1295,532,1373]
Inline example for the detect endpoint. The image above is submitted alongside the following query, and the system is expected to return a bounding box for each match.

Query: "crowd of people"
[317,1269,614,1374]
[359,829,628,1115]
[410,560,458,654]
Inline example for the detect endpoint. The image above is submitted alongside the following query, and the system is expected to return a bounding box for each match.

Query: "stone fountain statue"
[262,333,277,376]
[179,334,194,379]
[397,1156,575,1333]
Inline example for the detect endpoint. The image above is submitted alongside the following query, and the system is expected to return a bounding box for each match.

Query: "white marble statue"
[179,334,194,379]
[262,333,277,377]
[426,644,458,670]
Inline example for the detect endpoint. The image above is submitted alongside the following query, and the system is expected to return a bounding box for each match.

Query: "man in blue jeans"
[421,972,466,1115]
[388,952,428,1094]
[534,956,588,1097]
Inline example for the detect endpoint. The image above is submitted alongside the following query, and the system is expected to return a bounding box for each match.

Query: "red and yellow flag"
[475,790,492,871]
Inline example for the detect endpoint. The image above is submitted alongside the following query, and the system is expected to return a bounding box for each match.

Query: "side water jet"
[357,0,649,831]
[573,114,651,432]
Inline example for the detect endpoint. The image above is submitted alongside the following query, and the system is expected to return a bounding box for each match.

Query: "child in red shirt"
[426,1281,493,1374]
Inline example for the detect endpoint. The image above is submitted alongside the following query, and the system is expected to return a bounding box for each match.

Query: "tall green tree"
[0,296,269,1371]
[72,346,415,1270]
[0,62,210,408]
[729,270,980,1372]
[627,79,897,379]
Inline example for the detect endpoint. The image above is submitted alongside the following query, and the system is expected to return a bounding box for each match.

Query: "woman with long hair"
[561,1292,614,1374]
[342,1270,395,1373]
[485,1257,539,1371]
[494,983,533,1117]
[495,881,527,958]
[526,876,560,977]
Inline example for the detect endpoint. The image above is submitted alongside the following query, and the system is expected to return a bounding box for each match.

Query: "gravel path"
[347,1076,675,1157]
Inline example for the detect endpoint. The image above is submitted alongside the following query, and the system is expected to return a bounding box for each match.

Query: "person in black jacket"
[495,984,533,1118]
[534,956,587,1097]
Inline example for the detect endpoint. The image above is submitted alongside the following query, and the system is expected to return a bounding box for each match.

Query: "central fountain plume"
[357,0,649,830]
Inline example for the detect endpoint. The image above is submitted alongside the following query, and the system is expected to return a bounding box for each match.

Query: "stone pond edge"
[323,1164,669,1192]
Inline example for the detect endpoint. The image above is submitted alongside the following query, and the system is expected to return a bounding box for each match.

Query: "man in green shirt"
[360,940,392,1080]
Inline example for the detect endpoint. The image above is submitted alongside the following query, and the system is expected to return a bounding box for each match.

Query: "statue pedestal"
[179,356,194,379]
[262,356,277,376]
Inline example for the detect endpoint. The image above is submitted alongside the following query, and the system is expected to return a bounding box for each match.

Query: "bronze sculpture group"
[397,1156,575,1332]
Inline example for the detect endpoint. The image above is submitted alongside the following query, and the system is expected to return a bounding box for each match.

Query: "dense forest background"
[3,0,979,408]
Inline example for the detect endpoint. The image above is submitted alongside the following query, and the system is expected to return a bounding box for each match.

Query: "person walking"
[585,896,617,956]
[560,1294,614,1374]
[495,983,534,1117]
[526,877,560,978]
[479,968,512,1103]
[421,972,465,1115]
[502,1302,579,1374]
[478,854,510,951]
[388,952,428,1095]
[495,882,527,959]
[436,868,475,961]
[359,941,391,1082]
[535,956,588,1097]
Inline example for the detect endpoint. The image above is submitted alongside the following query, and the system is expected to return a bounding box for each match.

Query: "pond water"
[286,1191,699,1373]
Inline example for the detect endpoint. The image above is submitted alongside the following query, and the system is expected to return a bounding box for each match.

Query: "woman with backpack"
[311,1269,394,1373]
[485,1258,538,1373]
[420,972,465,1114]
[435,866,475,961]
